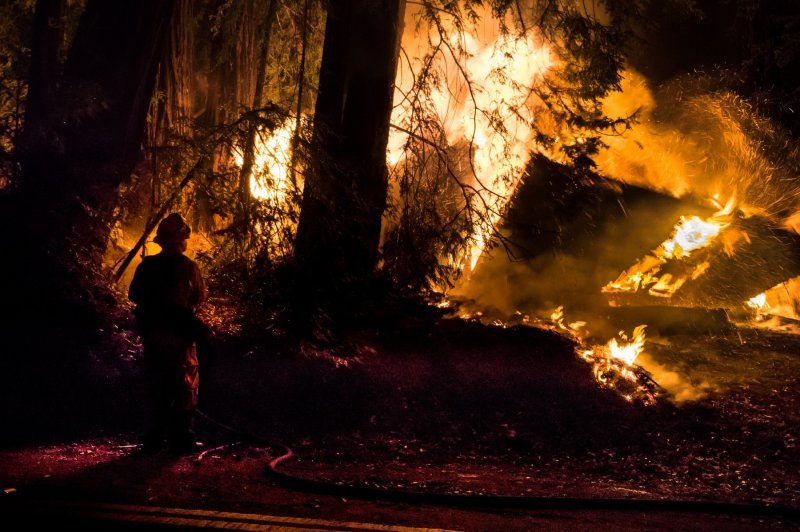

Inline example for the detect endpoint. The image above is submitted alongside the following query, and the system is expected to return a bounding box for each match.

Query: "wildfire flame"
[234,119,298,203]
[239,15,554,276]
[603,203,735,300]
[548,306,655,403]
[746,292,769,313]
[603,325,647,366]
[661,216,726,259]
[550,305,586,333]
[389,10,553,272]
[743,279,800,328]
[579,325,652,403]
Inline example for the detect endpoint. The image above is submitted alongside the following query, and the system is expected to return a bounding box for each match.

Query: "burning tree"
[380,0,652,291]
[130,0,661,321]
[277,0,665,323]
[0,0,699,336]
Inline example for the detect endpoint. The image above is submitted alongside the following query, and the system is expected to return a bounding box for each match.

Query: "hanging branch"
[115,155,209,281]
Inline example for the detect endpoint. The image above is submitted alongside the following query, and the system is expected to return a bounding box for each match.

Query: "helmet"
[154,212,191,247]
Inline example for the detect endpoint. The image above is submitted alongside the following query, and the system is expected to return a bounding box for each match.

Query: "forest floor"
[1,312,799,529]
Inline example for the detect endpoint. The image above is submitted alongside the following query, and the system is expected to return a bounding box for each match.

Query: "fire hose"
[194,409,800,520]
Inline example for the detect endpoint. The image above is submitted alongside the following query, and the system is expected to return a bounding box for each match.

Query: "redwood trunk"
[21,0,65,153]
[19,0,175,258]
[294,0,405,288]
[1,0,175,346]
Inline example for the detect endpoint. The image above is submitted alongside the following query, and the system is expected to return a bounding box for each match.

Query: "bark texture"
[294,0,405,289]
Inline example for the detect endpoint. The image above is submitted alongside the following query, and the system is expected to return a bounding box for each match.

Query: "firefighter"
[129,213,207,452]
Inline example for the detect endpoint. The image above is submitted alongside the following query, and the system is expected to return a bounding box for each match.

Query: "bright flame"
[389,10,553,272]
[550,305,565,326]
[605,325,647,366]
[235,119,297,203]
[603,206,734,299]
[550,305,586,334]
[578,325,650,402]
[547,306,655,403]
[746,292,768,312]
[237,10,555,272]
[661,216,725,259]
[742,278,800,329]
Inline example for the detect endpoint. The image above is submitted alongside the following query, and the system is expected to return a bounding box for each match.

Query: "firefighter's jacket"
[129,252,207,410]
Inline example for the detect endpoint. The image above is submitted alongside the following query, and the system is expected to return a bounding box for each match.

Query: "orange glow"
[743,277,800,327]
[598,70,800,236]
[388,7,553,272]
[234,119,298,203]
[603,205,735,300]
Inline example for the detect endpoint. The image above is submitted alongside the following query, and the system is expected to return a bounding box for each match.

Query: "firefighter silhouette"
[129,213,207,452]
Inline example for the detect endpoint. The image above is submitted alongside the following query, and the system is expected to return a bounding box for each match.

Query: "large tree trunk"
[20,0,66,155]
[236,0,278,246]
[194,0,266,235]
[294,0,405,293]
[19,0,175,259]
[1,0,175,345]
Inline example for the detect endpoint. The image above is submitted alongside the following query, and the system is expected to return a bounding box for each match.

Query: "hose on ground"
[195,409,800,519]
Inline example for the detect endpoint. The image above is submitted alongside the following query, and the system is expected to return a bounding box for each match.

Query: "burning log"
[603,213,800,309]
[465,155,716,317]
[502,155,715,267]
[484,155,800,318]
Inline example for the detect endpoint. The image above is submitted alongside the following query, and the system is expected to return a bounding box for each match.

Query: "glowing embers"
[741,277,800,332]
[550,307,658,404]
[603,207,736,302]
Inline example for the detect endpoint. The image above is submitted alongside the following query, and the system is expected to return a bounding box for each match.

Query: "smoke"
[597,70,800,229]
[454,68,800,403]
[635,352,716,403]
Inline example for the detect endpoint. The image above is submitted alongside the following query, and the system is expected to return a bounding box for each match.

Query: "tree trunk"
[20,0,65,156]
[294,0,405,292]
[19,0,175,259]
[193,0,227,232]
[1,0,175,348]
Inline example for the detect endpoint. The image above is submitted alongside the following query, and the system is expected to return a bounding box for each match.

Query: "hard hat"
[154,212,191,246]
